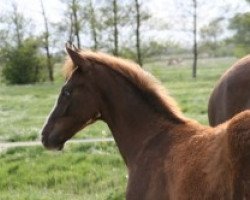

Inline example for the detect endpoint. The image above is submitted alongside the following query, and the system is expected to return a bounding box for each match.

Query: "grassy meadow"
[0,57,236,199]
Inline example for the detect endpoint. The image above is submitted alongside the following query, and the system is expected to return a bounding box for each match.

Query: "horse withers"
[41,43,250,199]
[208,55,250,126]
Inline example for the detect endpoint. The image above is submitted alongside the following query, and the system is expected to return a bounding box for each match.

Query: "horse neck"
[94,66,183,166]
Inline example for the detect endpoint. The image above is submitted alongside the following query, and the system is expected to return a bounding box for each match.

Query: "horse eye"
[63,90,71,97]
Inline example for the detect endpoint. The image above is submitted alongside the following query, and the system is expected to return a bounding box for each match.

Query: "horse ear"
[65,42,82,66]
[65,42,92,71]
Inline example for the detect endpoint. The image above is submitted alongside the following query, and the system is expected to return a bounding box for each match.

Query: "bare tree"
[113,0,119,55]
[11,3,23,47]
[135,0,142,66]
[69,13,74,43]
[40,0,54,82]
[59,0,83,48]
[173,0,236,77]
[173,0,201,78]
[89,0,98,50]
[192,0,197,78]
[72,0,81,48]
[96,1,118,55]
[0,2,34,48]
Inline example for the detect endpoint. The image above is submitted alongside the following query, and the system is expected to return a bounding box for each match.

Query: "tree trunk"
[72,0,81,48]
[113,0,119,56]
[40,0,54,82]
[89,0,98,50]
[135,0,143,67]
[68,13,74,43]
[192,0,197,78]
[12,3,22,47]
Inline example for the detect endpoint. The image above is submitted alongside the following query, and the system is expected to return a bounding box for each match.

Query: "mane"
[63,50,186,122]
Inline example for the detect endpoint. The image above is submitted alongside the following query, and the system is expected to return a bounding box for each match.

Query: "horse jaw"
[41,113,102,150]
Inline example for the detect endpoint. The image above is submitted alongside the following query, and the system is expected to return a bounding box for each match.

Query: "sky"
[1,0,247,21]
[0,0,249,46]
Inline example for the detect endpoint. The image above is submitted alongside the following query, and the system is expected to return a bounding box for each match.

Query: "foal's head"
[42,43,185,150]
[41,44,101,150]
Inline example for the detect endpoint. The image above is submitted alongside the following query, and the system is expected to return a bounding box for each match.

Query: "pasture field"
[0,57,236,199]
[0,143,126,200]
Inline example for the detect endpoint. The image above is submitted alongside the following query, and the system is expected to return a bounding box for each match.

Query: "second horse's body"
[208,55,250,126]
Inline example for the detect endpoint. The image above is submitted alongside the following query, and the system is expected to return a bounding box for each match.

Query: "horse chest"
[126,165,170,200]
[126,152,171,200]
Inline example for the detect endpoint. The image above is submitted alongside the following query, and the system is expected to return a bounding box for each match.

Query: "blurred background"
[0,0,249,199]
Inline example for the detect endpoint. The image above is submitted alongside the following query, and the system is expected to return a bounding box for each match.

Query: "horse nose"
[41,121,54,143]
[41,122,51,144]
[41,134,64,150]
[41,132,51,149]
[41,135,48,148]
[41,128,65,151]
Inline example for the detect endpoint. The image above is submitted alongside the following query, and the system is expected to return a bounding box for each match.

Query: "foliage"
[199,18,224,56]
[1,38,46,84]
[58,0,85,48]
[0,2,34,48]
[119,47,137,61]
[229,12,250,57]
[119,40,188,61]
[199,40,236,58]
[142,41,187,58]
[95,1,133,53]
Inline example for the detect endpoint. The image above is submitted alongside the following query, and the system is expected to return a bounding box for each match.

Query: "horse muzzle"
[41,124,65,151]
[41,133,65,151]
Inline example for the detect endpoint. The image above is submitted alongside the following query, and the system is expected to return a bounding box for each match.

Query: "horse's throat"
[104,103,168,166]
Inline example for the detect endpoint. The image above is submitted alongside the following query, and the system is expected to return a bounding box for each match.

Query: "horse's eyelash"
[64,91,71,96]
[62,88,71,96]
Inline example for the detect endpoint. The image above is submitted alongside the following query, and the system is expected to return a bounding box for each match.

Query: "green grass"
[0,57,237,199]
[0,83,59,141]
[0,144,126,200]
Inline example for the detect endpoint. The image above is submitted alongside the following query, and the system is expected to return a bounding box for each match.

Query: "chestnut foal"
[42,43,250,199]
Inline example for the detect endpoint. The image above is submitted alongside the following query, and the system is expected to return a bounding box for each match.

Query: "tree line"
[0,0,249,84]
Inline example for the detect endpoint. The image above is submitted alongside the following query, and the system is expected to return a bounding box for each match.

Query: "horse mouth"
[41,134,65,151]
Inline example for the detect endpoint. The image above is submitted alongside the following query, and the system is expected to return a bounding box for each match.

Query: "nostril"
[41,131,65,151]
[41,135,49,147]
[41,123,54,145]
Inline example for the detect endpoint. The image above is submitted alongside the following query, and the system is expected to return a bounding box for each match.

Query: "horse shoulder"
[126,129,176,200]
[227,110,250,198]
[227,110,250,163]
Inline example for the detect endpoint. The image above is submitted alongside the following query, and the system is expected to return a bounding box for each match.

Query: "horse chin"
[49,142,65,151]
[42,139,65,151]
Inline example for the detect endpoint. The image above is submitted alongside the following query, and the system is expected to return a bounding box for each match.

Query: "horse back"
[208,56,250,126]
